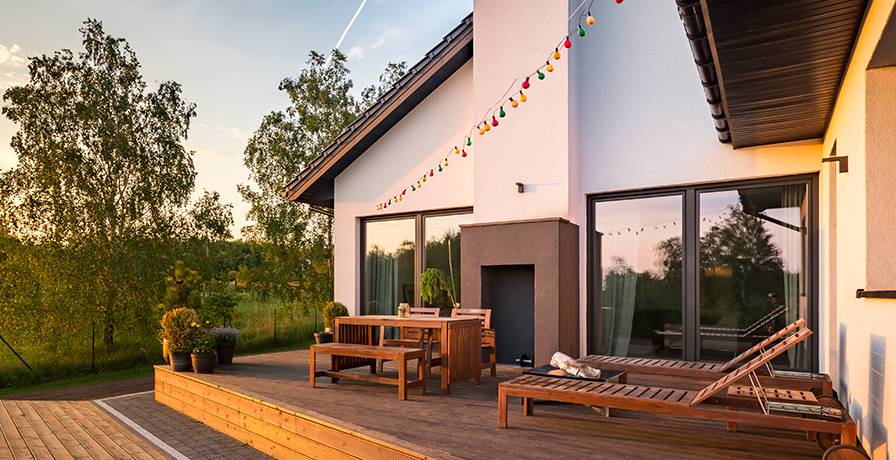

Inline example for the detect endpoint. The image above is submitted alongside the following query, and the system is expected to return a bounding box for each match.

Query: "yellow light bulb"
[546,63,554,72]
[519,91,527,102]
[553,49,561,60]
[587,15,595,26]
[484,123,491,131]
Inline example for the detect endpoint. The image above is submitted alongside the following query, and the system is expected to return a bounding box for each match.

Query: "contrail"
[325,0,368,66]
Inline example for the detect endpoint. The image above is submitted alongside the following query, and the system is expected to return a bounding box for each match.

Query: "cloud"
[219,126,251,141]
[183,142,240,162]
[0,44,27,68]
[369,25,400,50]
[0,70,29,92]
[346,46,365,59]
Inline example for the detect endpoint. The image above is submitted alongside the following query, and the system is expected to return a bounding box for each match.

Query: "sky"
[0,0,473,237]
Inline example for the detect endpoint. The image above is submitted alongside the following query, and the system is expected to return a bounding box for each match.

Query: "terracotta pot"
[216,342,236,364]
[314,332,333,344]
[191,352,216,374]
[169,350,192,372]
[162,339,170,364]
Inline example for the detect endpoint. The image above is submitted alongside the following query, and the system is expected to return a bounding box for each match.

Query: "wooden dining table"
[333,315,482,393]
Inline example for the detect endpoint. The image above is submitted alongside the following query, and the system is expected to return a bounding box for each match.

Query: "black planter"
[192,352,216,374]
[217,342,236,364]
[169,350,192,372]
[314,332,333,344]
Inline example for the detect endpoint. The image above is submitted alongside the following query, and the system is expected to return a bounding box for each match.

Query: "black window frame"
[586,174,819,371]
[360,206,473,314]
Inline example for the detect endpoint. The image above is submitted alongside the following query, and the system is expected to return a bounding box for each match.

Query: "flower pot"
[169,350,192,372]
[314,332,333,344]
[191,352,216,374]
[162,339,170,364]
[216,342,236,364]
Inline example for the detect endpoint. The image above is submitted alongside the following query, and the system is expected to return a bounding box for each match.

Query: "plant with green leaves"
[161,308,200,352]
[0,19,233,348]
[159,261,202,313]
[321,301,349,332]
[202,289,238,327]
[237,50,406,318]
[188,321,215,354]
[420,268,457,309]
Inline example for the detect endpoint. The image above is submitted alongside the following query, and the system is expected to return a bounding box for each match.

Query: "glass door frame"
[586,174,819,371]
[360,206,473,314]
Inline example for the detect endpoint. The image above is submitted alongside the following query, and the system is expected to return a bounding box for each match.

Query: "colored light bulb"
[564,37,572,48]
[510,97,519,108]
[402,189,406,195]
[438,165,443,172]
[491,116,499,127]
[454,147,459,154]
[537,70,545,80]
[377,205,382,210]
[553,48,561,60]
[444,160,449,166]
[519,91,527,102]
[412,186,416,191]
[429,170,434,177]
[462,150,467,157]
[522,77,530,90]
[546,62,554,72]
[466,138,472,146]
[578,27,586,37]
[616,0,623,3]
[388,199,391,205]
[399,195,402,201]
[587,13,595,25]
[484,123,491,131]
[423,176,427,182]
[417,181,421,187]
[479,128,485,135]
[499,106,506,117]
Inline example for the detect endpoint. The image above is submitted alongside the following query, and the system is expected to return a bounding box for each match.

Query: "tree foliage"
[0,19,231,347]
[238,50,406,315]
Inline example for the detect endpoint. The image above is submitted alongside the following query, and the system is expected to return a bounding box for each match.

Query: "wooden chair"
[499,328,859,450]
[578,318,833,395]
[381,307,441,374]
[451,308,496,377]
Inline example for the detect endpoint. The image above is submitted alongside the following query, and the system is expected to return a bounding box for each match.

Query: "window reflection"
[364,219,415,315]
[424,214,472,313]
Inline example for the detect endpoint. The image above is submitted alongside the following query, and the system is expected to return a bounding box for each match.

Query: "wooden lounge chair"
[579,318,832,395]
[499,328,858,450]
[451,308,496,377]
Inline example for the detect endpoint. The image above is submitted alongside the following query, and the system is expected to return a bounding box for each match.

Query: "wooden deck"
[154,348,853,459]
[0,400,168,460]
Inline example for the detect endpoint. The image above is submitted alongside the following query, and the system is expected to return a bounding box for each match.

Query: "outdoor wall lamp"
[822,155,848,173]
[516,182,524,193]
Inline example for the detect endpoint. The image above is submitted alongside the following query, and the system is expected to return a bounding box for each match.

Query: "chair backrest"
[451,308,491,329]
[410,307,440,317]
[690,326,812,407]
[718,317,806,372]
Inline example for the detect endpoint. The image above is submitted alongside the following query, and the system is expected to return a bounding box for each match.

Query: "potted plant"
[420,268,457,314]
[189,321,217,374]
[315,301,348,344]
[210,326,241,364]
[158,261,202,363]
[161,307,199,371]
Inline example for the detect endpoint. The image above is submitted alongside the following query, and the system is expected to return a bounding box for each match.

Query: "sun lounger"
[499,328,857,451]
[579,318,832,395]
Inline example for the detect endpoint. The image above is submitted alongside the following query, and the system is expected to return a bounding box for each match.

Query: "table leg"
[376,326,385,373]
[524,397,534,416]
[498,387,508,428]
[418,354,426,395]
[398,354,407,400]
[441,327,450,394]
[309,347,316,388]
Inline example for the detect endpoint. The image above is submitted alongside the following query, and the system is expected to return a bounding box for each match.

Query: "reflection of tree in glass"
[365,240,415,314]
[425,229,461,313]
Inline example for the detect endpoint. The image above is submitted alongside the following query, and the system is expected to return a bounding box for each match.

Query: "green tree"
[238,50,406,315]
[0,19,200,347]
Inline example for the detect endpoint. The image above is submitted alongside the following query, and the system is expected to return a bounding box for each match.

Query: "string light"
[376,0,620,211]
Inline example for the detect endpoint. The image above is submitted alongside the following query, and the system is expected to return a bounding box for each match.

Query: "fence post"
[274,307,277,345]
[0,333,31,371]
[92,320,96,373]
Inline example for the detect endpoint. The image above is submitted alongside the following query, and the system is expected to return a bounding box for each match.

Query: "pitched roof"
[285,13,474,207]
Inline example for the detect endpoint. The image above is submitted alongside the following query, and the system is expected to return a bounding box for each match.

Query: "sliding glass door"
[588,176,816,371]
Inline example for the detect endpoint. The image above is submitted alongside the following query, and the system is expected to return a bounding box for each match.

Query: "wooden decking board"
[30,401,93,459]
[16,400,76,460]
[5,400,53,459]
[43,401,116,460]
[0,401,32,459]
[77,401,167,460]
[56,401,137,460]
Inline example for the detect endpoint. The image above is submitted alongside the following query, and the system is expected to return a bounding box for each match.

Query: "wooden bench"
[310,343,426,400]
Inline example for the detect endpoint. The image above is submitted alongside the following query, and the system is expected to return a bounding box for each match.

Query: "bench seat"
[310,343,426,400]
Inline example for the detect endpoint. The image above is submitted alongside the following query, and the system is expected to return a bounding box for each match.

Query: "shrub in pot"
[161,308,200,371]
[316,301,348,344]
[210,326,241,364]
[189,322,216,374]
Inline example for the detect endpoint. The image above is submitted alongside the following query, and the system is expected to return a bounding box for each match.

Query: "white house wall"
[823,1,896,457]
[333,60,474,315]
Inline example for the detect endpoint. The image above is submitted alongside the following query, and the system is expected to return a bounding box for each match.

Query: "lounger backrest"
[718,318,806,372]
[689,327,812,407]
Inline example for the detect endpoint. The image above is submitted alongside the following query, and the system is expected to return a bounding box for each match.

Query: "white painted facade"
[325,1,896,455]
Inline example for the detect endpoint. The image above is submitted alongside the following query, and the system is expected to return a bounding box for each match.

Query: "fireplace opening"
[481,265,535,365]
